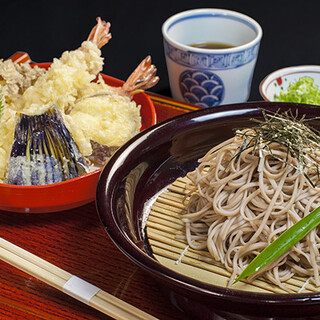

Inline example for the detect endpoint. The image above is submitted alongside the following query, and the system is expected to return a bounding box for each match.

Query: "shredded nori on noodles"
[234,109,320,187]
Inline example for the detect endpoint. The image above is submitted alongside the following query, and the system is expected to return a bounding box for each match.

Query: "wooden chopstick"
[0,237,158,320]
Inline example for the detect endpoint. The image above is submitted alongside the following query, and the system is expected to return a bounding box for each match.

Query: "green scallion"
[274,76,320,105]
[234,205,320,284]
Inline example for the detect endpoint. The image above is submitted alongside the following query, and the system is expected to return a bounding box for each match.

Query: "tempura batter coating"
[0,17,158,184]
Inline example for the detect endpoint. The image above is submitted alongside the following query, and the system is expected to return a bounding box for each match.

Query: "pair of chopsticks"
[0,237,158,320]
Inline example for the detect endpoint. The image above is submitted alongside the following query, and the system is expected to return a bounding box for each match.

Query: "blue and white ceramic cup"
[162,9,262,107]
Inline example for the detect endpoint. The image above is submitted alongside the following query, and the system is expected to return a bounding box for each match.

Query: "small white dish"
[260,65,320,102]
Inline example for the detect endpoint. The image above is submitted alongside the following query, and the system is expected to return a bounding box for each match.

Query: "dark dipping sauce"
[189,41,235,49]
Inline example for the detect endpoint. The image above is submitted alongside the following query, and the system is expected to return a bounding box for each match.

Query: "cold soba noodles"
[182,111,320,292]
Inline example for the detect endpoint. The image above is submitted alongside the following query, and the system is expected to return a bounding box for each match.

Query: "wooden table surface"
[0,94,200,320]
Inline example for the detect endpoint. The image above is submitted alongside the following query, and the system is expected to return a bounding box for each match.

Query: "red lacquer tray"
[0,83,199,320]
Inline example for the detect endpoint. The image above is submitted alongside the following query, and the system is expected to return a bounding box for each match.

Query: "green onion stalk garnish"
[235,205,320,283]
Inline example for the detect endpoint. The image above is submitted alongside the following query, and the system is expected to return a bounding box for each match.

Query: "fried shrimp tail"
[121,56,159,97]
[87,17,112,49]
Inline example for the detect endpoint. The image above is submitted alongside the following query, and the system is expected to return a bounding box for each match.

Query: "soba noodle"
[183,124,320,292]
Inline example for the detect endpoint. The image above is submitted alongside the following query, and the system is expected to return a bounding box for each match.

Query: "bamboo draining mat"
[146,177,319,294]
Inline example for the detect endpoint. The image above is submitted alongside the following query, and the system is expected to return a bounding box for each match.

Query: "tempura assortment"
[0,17,159,185]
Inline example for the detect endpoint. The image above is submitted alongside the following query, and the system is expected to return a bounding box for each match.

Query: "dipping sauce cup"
[162,8,262,107]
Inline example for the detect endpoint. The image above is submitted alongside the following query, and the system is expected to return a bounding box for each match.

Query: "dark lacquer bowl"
[0,63,156,213]
[96,101,320,320]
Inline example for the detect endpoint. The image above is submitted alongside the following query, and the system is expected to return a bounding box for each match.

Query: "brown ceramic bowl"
[96,101,320,320]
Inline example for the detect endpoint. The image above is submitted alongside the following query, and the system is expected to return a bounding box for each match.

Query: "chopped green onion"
[234,204,320,284]
[274,76,320,105]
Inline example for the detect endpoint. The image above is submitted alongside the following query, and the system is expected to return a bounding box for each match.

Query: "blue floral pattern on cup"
[179,70,225,107]
[164,40,260,70]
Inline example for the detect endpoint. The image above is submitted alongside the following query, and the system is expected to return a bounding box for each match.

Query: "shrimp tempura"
[10,17,112,116]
